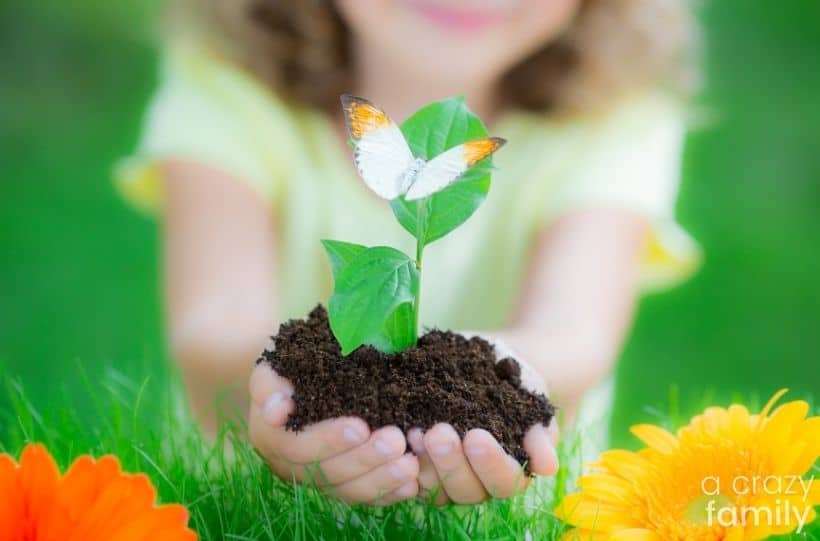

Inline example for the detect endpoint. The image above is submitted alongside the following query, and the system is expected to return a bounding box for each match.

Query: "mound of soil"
[258,305,555,471]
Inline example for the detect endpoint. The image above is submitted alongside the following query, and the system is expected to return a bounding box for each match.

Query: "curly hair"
[169,0,698,115]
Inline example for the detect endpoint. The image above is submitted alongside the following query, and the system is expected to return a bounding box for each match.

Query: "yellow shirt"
[116,42,700,331]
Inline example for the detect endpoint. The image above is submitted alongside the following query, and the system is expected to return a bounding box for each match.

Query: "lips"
[404,1,507,32]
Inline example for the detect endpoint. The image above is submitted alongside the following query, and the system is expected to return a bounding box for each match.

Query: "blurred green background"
[1,1,818,441]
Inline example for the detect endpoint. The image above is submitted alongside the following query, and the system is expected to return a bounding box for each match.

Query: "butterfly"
[341,94,506,201]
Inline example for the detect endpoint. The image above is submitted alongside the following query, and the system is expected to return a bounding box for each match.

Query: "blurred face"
[335,0,581,88]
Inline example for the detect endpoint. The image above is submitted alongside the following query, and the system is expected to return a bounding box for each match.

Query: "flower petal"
[701,407,730,436]
[727,404,752,440]
[756,389,789,428]
[576,473,638,505]
[608,528,661,541]
[554,493,640,531]
[596,450,652,483]
[725,525,746,541]
[760,401,809,442]
[0,453,25,540]
[108,504,193,541]
[33,452,195,541]
[19,443,60,534]
[630,425,678,454]
[789,417,820,474]
[809,480,820,505]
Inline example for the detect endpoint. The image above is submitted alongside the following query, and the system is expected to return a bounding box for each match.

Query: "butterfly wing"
[404,137,506,201]
[341,94,416,200]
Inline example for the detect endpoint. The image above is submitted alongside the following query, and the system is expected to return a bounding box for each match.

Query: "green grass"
[0,368,572,541]
[1,372,817,540]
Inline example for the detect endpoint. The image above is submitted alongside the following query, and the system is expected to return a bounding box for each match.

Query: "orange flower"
[0,443,197,541]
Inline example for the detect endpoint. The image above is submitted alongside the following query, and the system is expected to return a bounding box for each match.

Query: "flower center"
[685,493,735,526]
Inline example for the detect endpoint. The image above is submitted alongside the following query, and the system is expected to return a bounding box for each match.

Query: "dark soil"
[258,305,555,472]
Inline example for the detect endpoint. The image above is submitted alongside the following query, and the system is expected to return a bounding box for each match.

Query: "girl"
[117,0,700,506]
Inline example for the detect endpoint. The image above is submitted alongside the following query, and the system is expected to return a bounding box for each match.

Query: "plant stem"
[413,201,427,339]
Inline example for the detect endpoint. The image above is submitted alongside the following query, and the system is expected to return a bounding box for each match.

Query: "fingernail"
[430,440,453,456]
[388,462,406,480]
[408,433,425,455]
[465,444,486,459]
[342,423,367,445]
[373,438,393,456]
[262,392,286,422]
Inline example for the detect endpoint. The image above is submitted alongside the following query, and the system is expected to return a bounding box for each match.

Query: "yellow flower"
[555,390,820,540]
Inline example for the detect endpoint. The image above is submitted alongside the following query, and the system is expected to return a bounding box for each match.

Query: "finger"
[307,426,406,486]
[249,389,296,429]
[423,423,487,504]
[408,428,449,505]
[249,363,295,426]
[252,409,370,464]
[330,454,419,505]
[249,363,294,406]
[262,452,303,483]
[374,480,419,507]
[463,429,529,498]
[262,428,407,490]
[523,424,559,476]
[248,400,297,467]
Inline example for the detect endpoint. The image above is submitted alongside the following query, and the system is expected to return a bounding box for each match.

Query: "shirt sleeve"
[113,41,294,216]
[547,94,701,292]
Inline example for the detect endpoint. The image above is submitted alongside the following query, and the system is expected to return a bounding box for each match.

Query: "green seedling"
[323,94,506,355]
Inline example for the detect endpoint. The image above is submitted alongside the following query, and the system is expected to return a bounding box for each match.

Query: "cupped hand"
[249,363,419,505]
[408,335,559,505]
[407,422,558,505]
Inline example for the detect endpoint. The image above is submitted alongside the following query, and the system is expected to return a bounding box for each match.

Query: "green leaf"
[328,246,419,355]
[390,96,493,246]
[380,302,416,352]
[321,239,366,279]
[323,240,418,353]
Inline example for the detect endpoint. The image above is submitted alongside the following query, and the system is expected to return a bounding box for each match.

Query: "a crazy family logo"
[698,475,816,533]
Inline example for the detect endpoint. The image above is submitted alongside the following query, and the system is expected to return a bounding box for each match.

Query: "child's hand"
[249,363,420,505]
[408,335,559,505]
[407,422,558,505]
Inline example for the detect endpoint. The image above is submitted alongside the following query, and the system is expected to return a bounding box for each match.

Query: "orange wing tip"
[340,93,390,139]
[463,137,507,166]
